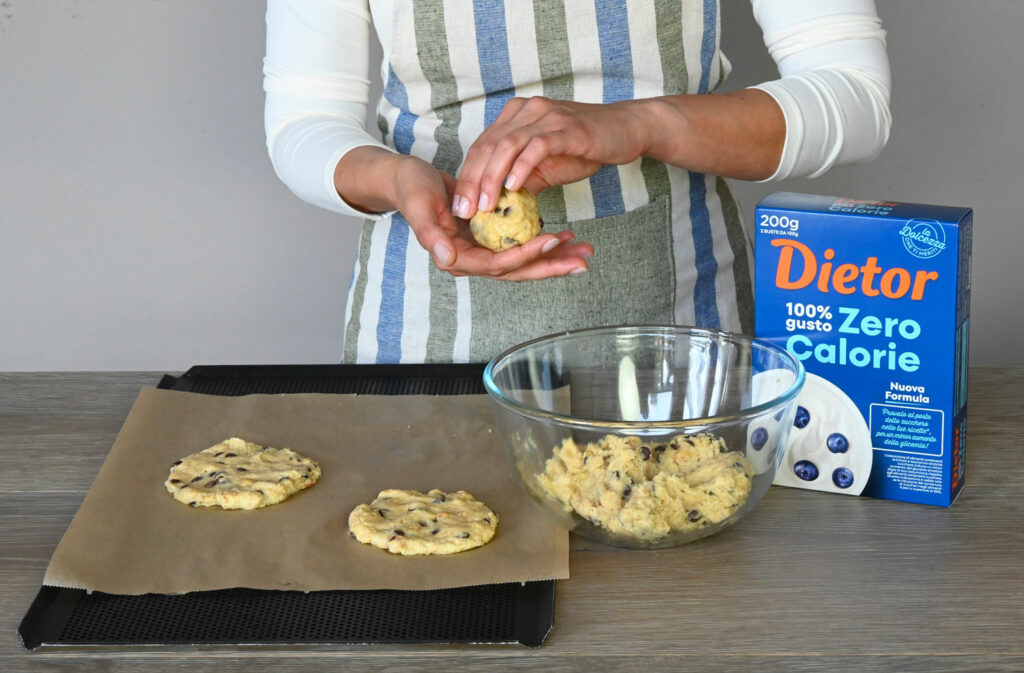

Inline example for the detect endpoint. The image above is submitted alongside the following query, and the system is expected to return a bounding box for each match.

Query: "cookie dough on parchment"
[164,437,321,510]
[348,488,498,555]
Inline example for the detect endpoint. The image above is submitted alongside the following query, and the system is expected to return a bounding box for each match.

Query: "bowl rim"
[482,324,806,430]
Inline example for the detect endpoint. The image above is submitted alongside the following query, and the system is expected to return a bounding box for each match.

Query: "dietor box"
[754,192,973,507]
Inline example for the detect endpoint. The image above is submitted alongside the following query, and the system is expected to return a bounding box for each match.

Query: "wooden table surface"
[2,368,1022,672]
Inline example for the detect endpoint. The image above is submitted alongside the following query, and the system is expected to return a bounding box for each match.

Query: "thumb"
[404,203,458,268]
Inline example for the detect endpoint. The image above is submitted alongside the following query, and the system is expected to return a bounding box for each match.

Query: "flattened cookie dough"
[165,437,321,510]
[348,489,498,555]
[537,433,752,540]
[469,187,542,251]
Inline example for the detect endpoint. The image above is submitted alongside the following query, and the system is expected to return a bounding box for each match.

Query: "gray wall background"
[1,1,1020,372]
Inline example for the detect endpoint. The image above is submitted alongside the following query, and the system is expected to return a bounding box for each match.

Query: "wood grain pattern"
[2,369,1022,672]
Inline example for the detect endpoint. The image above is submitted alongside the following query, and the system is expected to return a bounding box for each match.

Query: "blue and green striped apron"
[343,0,754,364]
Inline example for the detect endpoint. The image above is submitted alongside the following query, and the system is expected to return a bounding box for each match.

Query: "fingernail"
[478,192,490,213]
[541,237,560,253]
[458,196,472,219]
[570,267,588,275]
[504,174,518,191]
[451,196,463,217]
[433,242,452,266]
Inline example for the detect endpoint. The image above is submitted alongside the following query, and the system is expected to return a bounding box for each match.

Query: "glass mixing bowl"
[483,325,805,549]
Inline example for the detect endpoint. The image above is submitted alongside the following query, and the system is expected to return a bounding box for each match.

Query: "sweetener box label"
[754,192,973,507]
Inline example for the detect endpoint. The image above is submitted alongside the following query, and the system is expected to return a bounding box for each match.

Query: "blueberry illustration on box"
[754,193,973,507]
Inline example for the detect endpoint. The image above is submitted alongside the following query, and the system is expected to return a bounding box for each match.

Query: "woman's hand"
[334,147,592,280]
[451,97,648,220]
[452,90,786,221]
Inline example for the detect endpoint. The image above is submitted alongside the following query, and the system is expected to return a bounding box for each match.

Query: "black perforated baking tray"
[19,364,556,650]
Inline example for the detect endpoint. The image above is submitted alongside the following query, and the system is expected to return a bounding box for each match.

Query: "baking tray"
[19,364,556,650]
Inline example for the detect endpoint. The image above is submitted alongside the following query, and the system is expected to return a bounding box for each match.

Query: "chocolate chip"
[432,495,446,503]
[419,521,429,526]
[539,218,544,228]
[169,479,181,484]
[256,489,264,495]
[502,206,512,216]
[188,501,198,507]
[456,532,470,539]
[622,486,632,499]
[431,528,440,535]
[190,476,202,483]
[223,453,236,458]
[377,509,389,517]
[687,510,702,523]
[236,467,248,472]
[205,480,219,488]
[501,237,519,247]
[613,470,621,479]
[641,446,651,461]
[171,460,182,466]
[483,517,491,523]
[214,452,224,457]
[393,529,405,536]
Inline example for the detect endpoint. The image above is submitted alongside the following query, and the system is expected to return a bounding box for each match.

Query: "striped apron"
[343,0,754,364]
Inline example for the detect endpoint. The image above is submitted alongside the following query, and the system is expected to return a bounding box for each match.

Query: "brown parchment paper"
[44,388,568,595]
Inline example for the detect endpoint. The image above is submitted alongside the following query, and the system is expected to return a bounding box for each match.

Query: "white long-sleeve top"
[264,0,891,219]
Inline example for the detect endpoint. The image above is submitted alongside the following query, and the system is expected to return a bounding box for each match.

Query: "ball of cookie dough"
[469,188,543,252]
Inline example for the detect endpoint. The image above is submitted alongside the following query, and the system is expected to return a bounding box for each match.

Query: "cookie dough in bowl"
[483,325,806,549]
[536,433,753,541]
[469,187,543,252]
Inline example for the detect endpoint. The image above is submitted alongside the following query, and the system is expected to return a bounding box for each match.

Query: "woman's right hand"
[335,148,591,281]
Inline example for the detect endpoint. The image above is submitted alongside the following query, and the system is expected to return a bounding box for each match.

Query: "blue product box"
[754,192,973,507]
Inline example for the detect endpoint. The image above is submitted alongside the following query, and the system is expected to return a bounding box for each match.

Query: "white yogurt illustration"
[746,369,800,475]
[773,372,872,495]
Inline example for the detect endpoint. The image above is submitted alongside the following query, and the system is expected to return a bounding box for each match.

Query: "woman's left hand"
[451,96,647,219]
